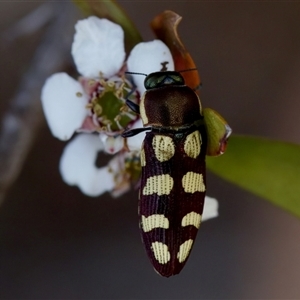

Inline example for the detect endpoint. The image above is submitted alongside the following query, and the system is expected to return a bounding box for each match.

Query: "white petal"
[41,73,88,141]
[107,153,131,197]
[202,196,219,221]
[59,134,115,197]
[72,16,125,78]
[127,40,174,94]
[126,119,145,151]
[99,134,124,154]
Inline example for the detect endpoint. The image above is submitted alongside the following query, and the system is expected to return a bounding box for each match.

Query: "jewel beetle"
[122,70,209,277]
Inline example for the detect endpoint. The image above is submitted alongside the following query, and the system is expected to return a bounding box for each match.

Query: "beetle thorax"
[140,85,202,128]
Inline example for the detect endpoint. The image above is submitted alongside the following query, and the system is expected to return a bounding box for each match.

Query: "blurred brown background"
[1,1,300,299]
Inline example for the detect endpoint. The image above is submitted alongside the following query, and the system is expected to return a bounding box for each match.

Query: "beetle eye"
[144,76,162,89]
[170,74,184,84]
[144,72,185,90]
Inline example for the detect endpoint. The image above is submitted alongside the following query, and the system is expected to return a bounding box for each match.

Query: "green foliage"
[207,135,300,218]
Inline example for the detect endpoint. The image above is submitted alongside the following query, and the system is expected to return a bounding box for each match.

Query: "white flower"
[71,17,125,79]
[41,73,88,141]
[41,17,128,143]
[59,134,114,197]
[41,16,174,197]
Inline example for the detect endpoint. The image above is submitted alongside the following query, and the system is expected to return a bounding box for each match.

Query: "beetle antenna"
[178,67,198,73]
[193,82,203,92]
[177,68,201,90]
[125,71,147,77]
[126,99,140,114]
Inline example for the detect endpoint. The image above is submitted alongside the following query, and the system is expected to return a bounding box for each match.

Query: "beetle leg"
[126,99,140,114]
[122,127,151,138]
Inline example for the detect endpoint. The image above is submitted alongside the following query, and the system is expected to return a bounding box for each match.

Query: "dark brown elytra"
[140,127,207,277]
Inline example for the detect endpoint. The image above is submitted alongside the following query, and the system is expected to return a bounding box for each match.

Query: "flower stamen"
[86,74,139,134]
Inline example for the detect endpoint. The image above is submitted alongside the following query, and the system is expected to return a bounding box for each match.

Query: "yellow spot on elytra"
[151,242,170,264]
[184,131,201,159]
[141,215,169,232]
[140,147,146,167]
[152,135,175,162]
[177,239,194,263]
[139,94,148,125]
[181,212,202,229]
[143,174,174,196]
[182,172,205,193]
[76,92,83,97]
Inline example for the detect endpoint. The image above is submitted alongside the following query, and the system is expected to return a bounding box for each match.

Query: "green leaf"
[207,135,300,218]
[73,0,142,53]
